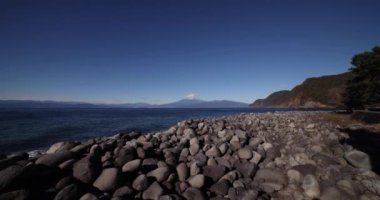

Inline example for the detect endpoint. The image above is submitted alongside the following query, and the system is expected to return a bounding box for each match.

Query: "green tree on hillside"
[344,46,380,110]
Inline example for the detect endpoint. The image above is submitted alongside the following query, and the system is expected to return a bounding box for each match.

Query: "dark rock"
[8,152,29,161]
[210,179,230,196]
[302,174,320,198]
[344,150,372,169]
[132,174,148,191]
[0,165,24,190]
[0,189,29,200]
[73,155,101,184]
[193,152,207,166]
[114,154,134,167]
[237,148,253,160]
[122,159,141,172]
[159,194,182,200]
[93,168,121,192]
[290,164,317,175]
[176,163,189,181]
[312,153,339,166]
[235,162,257,178]
[203,165,225,182]
[137,147,146,159]
[237,189,258,200]
[58,159,76,171]
[54,184,81,200]
[254,168,287,185]
[147,167,171,182]
[16,164,61,190]
[187,174,205,188]
[70,144,88,154]
[48,142,78,153]
[90,145,102,157]
[35,151,73,167]
[143,181,164,199]
[182,187,206,200]
[80,193,99,200]
[113,186,133,198]
[205,146,221,157]
[55,176,76,190]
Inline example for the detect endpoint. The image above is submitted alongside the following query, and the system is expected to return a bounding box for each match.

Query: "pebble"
[302,174,320,198]
[237,148,253,160]
[122,159,141,172]
[147,167,171,182]
[176,163,189,181]
[142,182,164,199]
[132,174,148,191]
[187,174,205,188]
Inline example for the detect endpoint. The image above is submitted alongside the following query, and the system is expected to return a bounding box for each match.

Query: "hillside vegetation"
[251,73,352,108]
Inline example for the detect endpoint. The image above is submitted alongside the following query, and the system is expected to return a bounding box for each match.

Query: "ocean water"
[0,108,291,153]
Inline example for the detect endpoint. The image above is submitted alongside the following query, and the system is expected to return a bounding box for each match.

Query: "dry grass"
[318,112,380,132]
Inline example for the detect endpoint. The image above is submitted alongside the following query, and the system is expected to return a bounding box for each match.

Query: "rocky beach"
[0,111,379,200]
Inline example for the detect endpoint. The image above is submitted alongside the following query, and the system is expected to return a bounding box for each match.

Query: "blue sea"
[0,108,291,153]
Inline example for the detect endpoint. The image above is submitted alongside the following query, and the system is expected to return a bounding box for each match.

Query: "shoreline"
[0,111,379,199]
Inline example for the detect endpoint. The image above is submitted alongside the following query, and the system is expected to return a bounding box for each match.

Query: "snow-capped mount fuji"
[157,99,248,108]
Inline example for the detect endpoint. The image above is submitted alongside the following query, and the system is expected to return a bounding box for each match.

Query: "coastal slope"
[251,72,351,108]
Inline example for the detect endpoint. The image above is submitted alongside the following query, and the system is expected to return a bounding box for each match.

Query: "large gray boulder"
[237,148,253,160]
[344,150,372,170]
[0,165,24,191]
[93,168,121,192]
[142,181,164,199]
[0,189,29,200]
[176,163,189,181]
[122,159,141,172]
[210,179,230,196]
[73,155,101,184]
[187,174,205,188]
[54,184,81,200]
[182,187,206,200]
[35,151,73,167]
[302,174,320,198]
[47,142,76,154]
[79,193,98,200]
[254,168,288,185]
[203,165,225,182]
[235,162,257,178]
[113,186,133,198]
[132,174,148,191]
[147,167,171,182]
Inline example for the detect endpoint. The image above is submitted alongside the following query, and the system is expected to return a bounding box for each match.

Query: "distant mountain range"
[250,72,351,108]
[0,99,249,108]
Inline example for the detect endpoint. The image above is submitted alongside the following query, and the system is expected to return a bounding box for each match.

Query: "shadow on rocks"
[340,128,380,174]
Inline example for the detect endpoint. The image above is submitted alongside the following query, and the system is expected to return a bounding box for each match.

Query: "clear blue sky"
[1,0,379,104]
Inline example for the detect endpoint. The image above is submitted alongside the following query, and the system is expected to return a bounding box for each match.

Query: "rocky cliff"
[251,73,352,108]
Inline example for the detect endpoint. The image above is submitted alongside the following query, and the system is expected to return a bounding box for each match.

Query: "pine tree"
[344,46,380,110]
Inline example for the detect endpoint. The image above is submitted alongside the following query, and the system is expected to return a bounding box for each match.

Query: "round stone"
[187,174,205,188]
[122,159,141,172]
[93,168,121,192]
[302,174,320,198]
[238,148,253,160]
